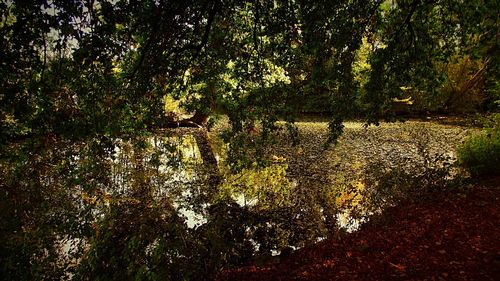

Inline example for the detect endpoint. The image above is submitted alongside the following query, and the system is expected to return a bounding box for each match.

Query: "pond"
[0,120,473,280]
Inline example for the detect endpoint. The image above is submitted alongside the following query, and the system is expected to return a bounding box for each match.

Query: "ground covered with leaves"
[218,176,500,280]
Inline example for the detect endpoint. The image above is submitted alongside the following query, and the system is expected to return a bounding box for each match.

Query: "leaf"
[389,262,407,271]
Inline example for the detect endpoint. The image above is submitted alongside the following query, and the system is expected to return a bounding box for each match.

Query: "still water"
[1,121,470,279]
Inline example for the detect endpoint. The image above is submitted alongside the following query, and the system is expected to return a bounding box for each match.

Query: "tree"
[2,0,497,142]
[361,0,499,120]
[1,0,498,278]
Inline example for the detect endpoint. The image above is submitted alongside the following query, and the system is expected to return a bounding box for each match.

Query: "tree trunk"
[188,110,210,127]
[192,129,221,186]
[158,110,209,128]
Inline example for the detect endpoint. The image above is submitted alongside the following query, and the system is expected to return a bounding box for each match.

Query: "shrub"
[457,114,500,176]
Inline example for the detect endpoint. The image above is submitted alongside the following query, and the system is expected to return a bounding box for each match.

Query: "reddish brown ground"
[218,177,500,281]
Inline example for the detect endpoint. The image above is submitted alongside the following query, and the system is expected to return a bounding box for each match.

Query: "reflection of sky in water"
[2,120,474,280]
[114,135,210,227]
[49,121,470,268]
[337,211,370,232]
[179,206,207,228]
[108,122,465,234]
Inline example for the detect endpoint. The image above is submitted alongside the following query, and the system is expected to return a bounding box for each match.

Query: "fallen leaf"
[389,262,407,271]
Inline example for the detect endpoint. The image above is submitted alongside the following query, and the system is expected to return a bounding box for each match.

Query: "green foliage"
[359,0,499,119]
[1,0,499,279]
[0,139,93,280]
[458,114,500,176]
[75,201,195,281]
[1,0,497,147]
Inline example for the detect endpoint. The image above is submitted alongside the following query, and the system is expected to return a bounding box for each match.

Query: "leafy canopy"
[1,0,497,152]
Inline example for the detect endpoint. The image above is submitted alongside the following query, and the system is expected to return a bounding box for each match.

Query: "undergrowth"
[457,113,500,176]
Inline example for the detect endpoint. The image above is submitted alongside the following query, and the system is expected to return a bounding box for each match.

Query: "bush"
[457,114,500,176]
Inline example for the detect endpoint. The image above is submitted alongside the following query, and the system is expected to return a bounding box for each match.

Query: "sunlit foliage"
[0,0,498,279]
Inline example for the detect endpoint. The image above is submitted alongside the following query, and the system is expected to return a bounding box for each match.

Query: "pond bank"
[217,176,500,280]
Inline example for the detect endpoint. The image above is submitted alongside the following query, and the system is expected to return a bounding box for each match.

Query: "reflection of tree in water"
[0,122,469,279]
[80,129,331,280]
[0,129,328,280]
